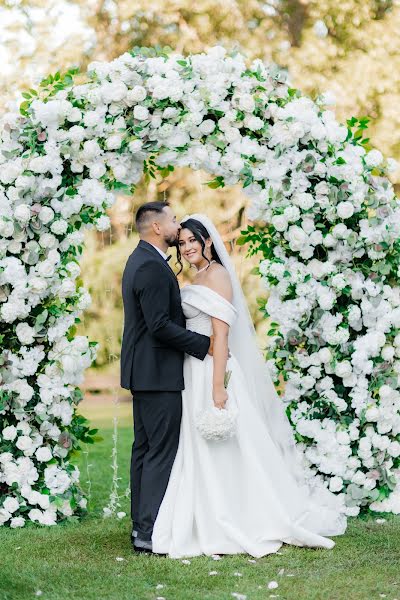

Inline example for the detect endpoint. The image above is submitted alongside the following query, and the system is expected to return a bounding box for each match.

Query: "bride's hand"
[213,387,228,410]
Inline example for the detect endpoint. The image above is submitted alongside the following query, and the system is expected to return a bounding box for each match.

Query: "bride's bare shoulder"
[201,263,232,302]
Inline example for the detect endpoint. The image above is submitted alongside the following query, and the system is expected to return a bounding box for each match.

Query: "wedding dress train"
[151,284,347,558]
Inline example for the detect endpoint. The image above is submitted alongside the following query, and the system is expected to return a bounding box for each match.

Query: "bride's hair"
[176,218,222,275]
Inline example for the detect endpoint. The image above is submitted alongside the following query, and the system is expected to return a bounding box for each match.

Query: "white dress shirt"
[148,242,169,261]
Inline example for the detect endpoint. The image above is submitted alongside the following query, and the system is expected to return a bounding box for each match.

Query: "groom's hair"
[135,201,170,234]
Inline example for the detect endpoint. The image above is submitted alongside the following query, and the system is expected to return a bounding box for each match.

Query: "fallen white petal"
[209,571,218,576]
[156,584,164,589]
[35,593,43,597]
[212,554,222,560]
[376,518,386,524]
[233,572,243,577]
[278,568,285,576]
[115,557,124,562]
[117,511,126,519]
[231,594,247,600]
[268,581,279,590]
[248,559,257,564]
[181,559,191,564]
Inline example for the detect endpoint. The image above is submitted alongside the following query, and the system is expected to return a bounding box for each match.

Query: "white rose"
[15,323,35,345]
[318,347,332,363]
[106,134,123,150]
[365,149,383,168]
[286,225,308,251]
[283,206,300,222]
[58,279,76,298]
[133,105,149,121]
[127,86,147,104]
[3,496,19,513]
[95,215,111,232]
[14,204,31,223]
[334,361,352,378]
[50,219,68,235]
[89,163,107,179]
[332,223,349,239]
[293,193,314,210]
[199,120,216,135]
[271,215,288,232]
[329,476,343,492]
[16,436,34,453]
[237,94,255,113]
[246,116,264,131]
[35,446,53,462]
[29,276,47,293]
[39,233,56,249]
[0,219,14,237]
[331,274,347,290]
[336,201,354,220]
[10,516,25,528]
[388,441,400,458]
[0,509,11,524]
[2,425,17,441]
[128,140,143,153]
[67,107,82,122]
[302,375,316,390]
[381,346,395,361]
[38,206,55,224]
[365,406,379,422]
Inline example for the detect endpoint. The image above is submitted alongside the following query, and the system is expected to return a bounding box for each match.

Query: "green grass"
[0,397,399,600]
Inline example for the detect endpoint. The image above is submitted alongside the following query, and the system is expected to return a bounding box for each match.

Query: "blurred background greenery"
[1,0,399,380]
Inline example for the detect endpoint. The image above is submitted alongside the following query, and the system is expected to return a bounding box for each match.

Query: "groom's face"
[159,206,181,246]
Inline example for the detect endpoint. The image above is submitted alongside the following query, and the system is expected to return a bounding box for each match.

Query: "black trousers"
[130,390,182,542]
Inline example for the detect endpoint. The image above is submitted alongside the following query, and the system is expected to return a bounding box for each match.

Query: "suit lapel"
[138,240,177,282]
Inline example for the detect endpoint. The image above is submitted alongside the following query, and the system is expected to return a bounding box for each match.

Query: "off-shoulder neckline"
[182,284,237,311]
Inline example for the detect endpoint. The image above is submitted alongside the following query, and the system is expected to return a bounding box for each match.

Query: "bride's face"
[178,227,212,267]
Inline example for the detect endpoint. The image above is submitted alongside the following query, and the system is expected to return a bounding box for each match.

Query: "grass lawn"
[0,394,399,600]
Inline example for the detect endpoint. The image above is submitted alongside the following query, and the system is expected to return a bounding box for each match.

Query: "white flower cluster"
[251,89,400,514]
[195,405,238,441]
[1,46,398,522]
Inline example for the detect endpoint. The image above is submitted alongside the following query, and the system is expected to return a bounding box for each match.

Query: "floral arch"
[1,46,400,527]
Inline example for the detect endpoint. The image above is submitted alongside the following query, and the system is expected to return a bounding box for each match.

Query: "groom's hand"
[208,335,214,356]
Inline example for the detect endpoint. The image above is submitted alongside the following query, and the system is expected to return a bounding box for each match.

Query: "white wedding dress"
[151,282,347,558]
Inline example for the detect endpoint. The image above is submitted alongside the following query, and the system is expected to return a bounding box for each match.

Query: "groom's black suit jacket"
[120,239,210,392]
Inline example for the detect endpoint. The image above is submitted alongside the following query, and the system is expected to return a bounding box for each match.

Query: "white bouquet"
[195,370,238,441]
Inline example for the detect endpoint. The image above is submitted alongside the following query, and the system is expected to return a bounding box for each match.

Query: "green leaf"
[236,235,247,246]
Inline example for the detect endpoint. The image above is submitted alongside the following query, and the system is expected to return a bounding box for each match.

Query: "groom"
[120,201,212,553]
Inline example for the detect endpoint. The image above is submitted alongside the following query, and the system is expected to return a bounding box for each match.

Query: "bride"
[151,213,347,558]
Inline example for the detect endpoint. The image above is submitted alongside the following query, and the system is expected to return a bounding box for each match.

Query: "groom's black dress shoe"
[132,537,153,554]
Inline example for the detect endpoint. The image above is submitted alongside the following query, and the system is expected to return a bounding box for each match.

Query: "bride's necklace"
[196,259,216,275]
